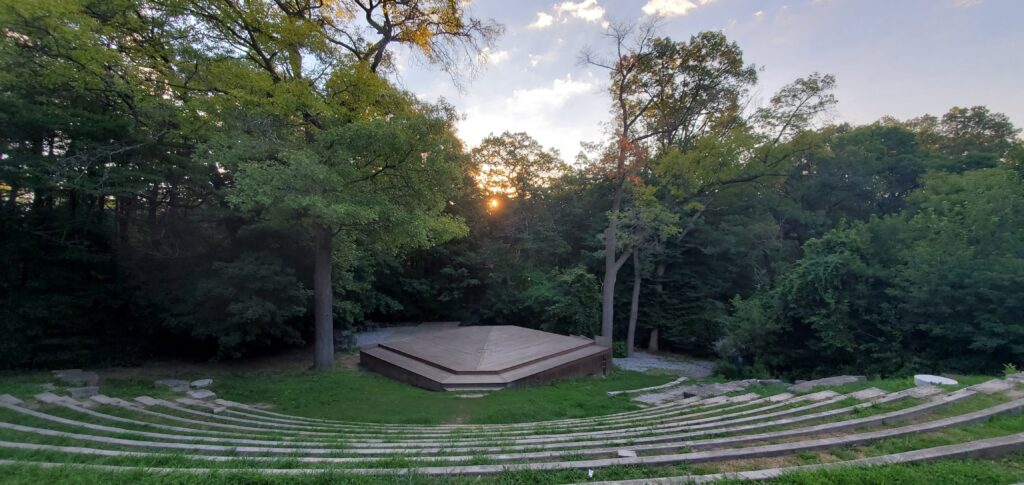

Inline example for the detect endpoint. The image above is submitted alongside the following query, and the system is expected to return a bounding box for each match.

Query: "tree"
[227,68,469,369]
[152,0,501,370]
[719,164,1024,378]
[471,131,565,200]
[615,184,679,355]
[581,24,757,341]
[896,106,1020,172]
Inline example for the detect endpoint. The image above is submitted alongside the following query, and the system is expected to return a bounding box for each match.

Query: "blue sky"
[394,0,1023,159]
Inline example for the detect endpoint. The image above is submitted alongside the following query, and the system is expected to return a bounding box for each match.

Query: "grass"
[2,361,1019,483]
[210,366,673,425]
[1,456,1024,484]
[0,363,674,426]
[822,375,993,395]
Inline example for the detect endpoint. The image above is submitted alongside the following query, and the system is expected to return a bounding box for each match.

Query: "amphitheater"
[2,376,1024,482]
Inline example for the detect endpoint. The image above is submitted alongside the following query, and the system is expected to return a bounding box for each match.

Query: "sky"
[393,0,1024,160]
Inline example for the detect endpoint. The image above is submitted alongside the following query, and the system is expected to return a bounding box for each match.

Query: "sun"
[487,197,501,211]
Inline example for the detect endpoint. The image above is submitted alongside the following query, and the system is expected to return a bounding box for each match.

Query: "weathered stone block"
[849,387,887,400]
[971,379,1014,395]
[187,389,216,400]
[134,396,163,406]
[914,374,958,387]
[52,369,99,387]
[68,386,99,399]
[155,379,189,392]
[788,375,865,393]
[190,378,213,389]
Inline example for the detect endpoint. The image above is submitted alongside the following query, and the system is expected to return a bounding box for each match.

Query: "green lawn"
[0,361,674,425]
[2,360,1019,484]
[2,456,1024,485]
[211,367,673,424]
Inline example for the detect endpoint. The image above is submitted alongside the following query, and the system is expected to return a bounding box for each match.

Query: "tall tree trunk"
[147,186,159,250]
[648,328,659,352]
[648,261,666,353]
[600,180,626,340]
[312,227,335,370]
[626,249,642,357]
[115,196,130,248]
[6,182,17,214]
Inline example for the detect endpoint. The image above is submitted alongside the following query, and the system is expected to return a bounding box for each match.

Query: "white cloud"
[953,0,982,6]
[456,73,605,160]
[507,75,592,114]
[754,10,764,18]
[528,12,554,29]
[530,0,607,29]
[556,0,606,23]
[477,47,510,65]
[642,0,716,17]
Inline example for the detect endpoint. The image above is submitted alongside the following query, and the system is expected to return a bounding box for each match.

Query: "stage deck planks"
[360,326,611,391]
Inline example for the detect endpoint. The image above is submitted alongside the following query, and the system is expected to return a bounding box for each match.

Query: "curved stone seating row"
[579,431,1024,484]
[116,391,792,441]
[171,387,928,447]
[4,428,1024,480]
[2,390,845,451]
[0,387,982,466]
[154,391,840,444]
[210,394,721,434]
[35,388,868,448]
[0,385,955,452]
[0,395,1021,476]
[170,392,784,438]
[0,388,991,456]
[606,376,689,396]
[0,379,1019,482]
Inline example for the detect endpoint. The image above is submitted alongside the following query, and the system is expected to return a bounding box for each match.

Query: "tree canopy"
[2,3,1022,379]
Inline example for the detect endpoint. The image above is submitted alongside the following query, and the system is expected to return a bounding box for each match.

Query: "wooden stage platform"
[359,326,611,391]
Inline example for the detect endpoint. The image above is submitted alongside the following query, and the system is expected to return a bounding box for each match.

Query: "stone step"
[60,387,893,451]
[607,376,689,397]
[0,395,1019,475]
[151,392,835,446]
[579,431,1024,484]
[0,388,975,461]
[4,429,1023,480]
[165,393,782,439]
[34,397,805,451]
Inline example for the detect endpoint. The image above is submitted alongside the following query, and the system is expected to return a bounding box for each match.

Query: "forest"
[2,0,1022,379]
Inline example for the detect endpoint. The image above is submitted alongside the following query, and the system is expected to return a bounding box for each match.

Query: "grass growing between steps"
[0,367,673,425]
[211,368,672,424]
[2,455,1024,484]
[819,375,994,395]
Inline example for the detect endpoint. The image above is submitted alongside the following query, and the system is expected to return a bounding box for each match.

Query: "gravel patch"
[355,323,459,347]
[613,352,715,378]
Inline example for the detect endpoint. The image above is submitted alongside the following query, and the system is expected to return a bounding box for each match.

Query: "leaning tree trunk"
[626,250,642,357]
[600,180,627,340]
[313,227,335,370]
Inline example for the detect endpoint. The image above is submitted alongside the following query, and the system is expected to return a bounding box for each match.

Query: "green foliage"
[162,252,310,359]
[721,166,1024,377]
[0,0,1021,382]
[526,266,601,337]
[1004,363,1019,376]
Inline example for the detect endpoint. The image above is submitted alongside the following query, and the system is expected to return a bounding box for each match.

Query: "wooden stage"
[359,325,611,391]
